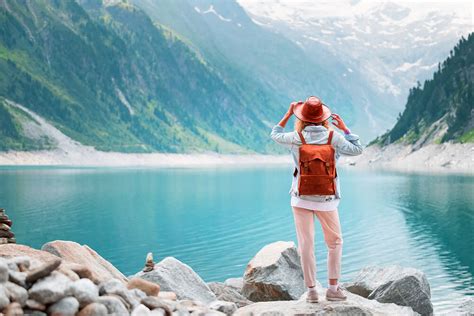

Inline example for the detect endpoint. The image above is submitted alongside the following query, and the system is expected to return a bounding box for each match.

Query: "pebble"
[25,299,46,311]
[3,302,23,316]
[8,271,26,288]
[26,259,62,284]
[143,253,155,272]
[28,271,71,305]
[128,277,160,297]
[69,278,99,307]
[97,295,129,315]
[141,296,174,314]
[0,260,9,283]
[77,302,108,316]
[4,282,28,306]
[99,278,140,308]
[131,304,151,316]
[0,284,9,310]
[47,296,80,316]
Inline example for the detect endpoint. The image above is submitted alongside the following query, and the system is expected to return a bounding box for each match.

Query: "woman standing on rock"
[270,96,363,303]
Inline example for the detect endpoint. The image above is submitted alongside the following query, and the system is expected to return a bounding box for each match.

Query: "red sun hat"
[293,96,332,123]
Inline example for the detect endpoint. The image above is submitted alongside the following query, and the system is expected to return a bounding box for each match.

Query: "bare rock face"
[241,241,305,302]
[41,241,127,284]
[343,265,433,316]
[234,284,419,316]
[207,282,253,308]
[133,256,217,304]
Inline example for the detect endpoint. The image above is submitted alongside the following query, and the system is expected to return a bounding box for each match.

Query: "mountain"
[373,34,473,147]
[0,0,281,153]
[237,0,472,136]
[130,0,357,128]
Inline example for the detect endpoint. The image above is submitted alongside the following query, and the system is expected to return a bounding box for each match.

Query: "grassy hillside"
[0,0,283,153]
[372,34,473,146]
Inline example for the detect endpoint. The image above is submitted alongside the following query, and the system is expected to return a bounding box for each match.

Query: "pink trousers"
[292,206,343,287]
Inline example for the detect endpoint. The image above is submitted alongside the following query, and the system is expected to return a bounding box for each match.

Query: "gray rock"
[344,265,432,315]
[7,256,31,271]
[69,278,99,307]
[47,296,80,316]
[208,300,238,316]
[5,281,28,306]
[132,304,151,315]
[223,277,243,292]
[234,284,418,316]
[26,258,62,284]
[0,284,10,310]
[0,259,8,283]
[2,302,23,315]
[99,278,140,308]
[77,302,108,316]
[133,257,216,304]
[241,241,305,301]
[23,310,47,316]
[8,270,26,288]
[97,295,129,314]
[141,296,175,314]
[150,308,166,316]
[459,297,474,316]
[25,299,46,311]
[207,282,253,308]
[28,271,72,304]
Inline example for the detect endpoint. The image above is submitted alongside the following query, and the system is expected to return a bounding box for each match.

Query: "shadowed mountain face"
[0,0,293,153]
[375,34,474,146]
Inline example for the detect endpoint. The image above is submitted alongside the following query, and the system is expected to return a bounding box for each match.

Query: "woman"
[270,96,363,303]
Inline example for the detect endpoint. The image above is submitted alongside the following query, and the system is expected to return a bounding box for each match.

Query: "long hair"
[294,117,329,133]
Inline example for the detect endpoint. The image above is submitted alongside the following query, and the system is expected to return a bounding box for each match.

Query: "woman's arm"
[270,102,299,148]
[330,113,363,156]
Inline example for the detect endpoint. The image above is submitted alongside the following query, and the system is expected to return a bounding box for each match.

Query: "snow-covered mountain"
[237,0,473,132]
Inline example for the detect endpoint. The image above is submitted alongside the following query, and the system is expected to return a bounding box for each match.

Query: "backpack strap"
[327,130,334,145]
[297,131,306,145]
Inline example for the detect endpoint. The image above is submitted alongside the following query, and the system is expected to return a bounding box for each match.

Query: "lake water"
[0,166,472,314]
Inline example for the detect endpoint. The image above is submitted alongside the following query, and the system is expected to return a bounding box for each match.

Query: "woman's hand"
[331,113,350,134]
[278,101,298,128]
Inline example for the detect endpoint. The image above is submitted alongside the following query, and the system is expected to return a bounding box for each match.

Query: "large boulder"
[241,241,305,301]
[207,282,253,308]
[234,283,418,315]
[133,256,216,304]
[343,265,433,316]
[41,241,127,284]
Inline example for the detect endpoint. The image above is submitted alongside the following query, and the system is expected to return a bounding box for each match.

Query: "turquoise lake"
[0,166,472,314]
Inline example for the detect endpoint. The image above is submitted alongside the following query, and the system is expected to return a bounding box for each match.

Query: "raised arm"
[270,102,300,149]
[330,113,363,156]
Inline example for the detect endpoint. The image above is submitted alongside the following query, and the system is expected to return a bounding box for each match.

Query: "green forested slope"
[374,34,473,146]
[0,0,279,153]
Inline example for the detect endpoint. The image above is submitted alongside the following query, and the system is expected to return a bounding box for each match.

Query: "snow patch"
[198,5,232,22]
[115,88,134,115]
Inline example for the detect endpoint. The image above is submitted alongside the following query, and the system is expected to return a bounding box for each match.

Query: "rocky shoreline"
[3,239,470,316]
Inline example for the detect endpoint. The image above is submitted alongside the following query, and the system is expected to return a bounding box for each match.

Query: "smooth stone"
[3,302,23,316]
[207,282,253,308]
[133,257,216,304]
[22,310,46,316]
[0,238,8,245]
[158,291,177,301]
[47,296,80,316]
[99,278,140,308]
[141,296,175,314]
[60,268,80,281]
[63,263,99,284]
[208,300,238,316]
[0,223,10,231]
[223,277,244,292]
[128,277,160,297]
[25,259,62,284]
[97,295,129,315]
[28,271,71,305]
[8,271,26,288]
[149,308,166,316]
[4,282,27,306]
[7,257,30,272]
[0,260,8,283]
[131,304,151,316]
[25,299,46,311]
[41,241,128,284]
[0,230,14,238]
[241,241,305,301]
[343,265,433,316]
[0,284,10,310]
[69,278,99,307]
[77,302,108,316]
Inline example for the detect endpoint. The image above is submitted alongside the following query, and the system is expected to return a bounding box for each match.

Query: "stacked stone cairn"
[0,209,15,244]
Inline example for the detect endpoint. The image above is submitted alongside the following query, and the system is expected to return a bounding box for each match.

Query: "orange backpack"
[295,130,337,196]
